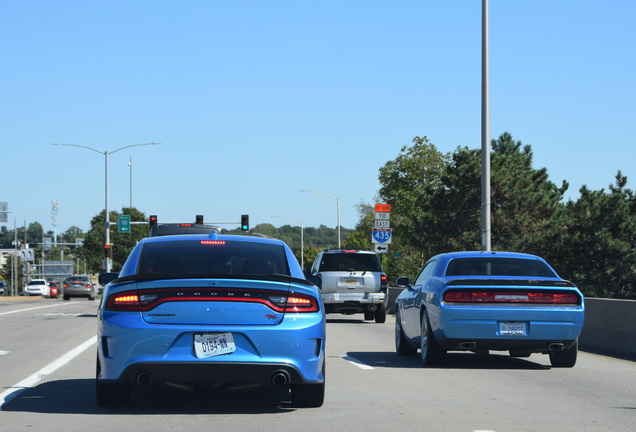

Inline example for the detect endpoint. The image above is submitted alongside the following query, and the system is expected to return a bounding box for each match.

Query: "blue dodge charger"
[395,251,584,367]
[96,233,326,407]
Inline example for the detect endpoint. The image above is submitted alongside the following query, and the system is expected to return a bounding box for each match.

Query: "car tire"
[96,355,130,407]
[420,309,445,366]
[375,304,386,323]
[395,309,417,356]
[63,294,70,300]
[291,363,325,408]
[549,339,578,368]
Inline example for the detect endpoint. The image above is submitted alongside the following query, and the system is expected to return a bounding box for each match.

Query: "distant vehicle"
[96,233,326,407]
[395,251,585,367]
[62,275,95,300]
[47,281,59,299]
[26,279,49,296]
[0,280,7,295]
[150,222,221,237]
[307,249,388,323]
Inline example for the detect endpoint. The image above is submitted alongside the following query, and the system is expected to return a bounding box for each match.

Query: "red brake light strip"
[106,288,319,313]
[444,290,579,304]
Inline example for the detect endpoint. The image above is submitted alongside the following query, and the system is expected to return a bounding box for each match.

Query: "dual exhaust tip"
[457,342,566,351]
[135,369,292,388]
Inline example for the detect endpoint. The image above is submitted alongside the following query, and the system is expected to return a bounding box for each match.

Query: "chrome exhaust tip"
[136,371,153,386]
[271,370,291,387]
[459,342,477,350]
[549,343,565,351]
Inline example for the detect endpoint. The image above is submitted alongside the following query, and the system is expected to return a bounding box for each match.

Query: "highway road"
[1,297,634,431]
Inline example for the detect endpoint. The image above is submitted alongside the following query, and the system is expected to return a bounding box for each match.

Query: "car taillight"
[443,290,580,305]
[87,283,91,288]
[105,288,319,313]
[381,274,388,290]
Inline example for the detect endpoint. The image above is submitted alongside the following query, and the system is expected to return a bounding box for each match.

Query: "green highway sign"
[118,214,131,233]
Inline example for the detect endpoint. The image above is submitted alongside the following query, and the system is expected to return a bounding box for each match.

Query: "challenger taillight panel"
[443,289,581,305]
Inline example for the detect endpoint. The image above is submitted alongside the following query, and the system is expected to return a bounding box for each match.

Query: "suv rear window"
[137,240,290,276]
[445,258,556,278]
[319,253,382,272]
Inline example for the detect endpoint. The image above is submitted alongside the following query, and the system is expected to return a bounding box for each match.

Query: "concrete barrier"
[388,288,636,359]
[579,298,636,358]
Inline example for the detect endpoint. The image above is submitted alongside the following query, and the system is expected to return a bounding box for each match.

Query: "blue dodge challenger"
[96,233,325,407]
[395,251,584,367]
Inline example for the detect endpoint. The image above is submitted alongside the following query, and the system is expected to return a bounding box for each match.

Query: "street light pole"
[273,216,304,269]
[53,142,160,272]
[128,156,133,209]
[300,189,340,249]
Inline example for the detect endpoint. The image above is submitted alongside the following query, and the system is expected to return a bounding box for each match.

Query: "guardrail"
[387,288,636,360]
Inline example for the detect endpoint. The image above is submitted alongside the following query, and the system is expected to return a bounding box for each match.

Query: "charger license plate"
[500,322,526,336]
[194,333,235,359]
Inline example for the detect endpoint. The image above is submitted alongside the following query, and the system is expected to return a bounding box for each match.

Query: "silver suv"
[308,250,388,323]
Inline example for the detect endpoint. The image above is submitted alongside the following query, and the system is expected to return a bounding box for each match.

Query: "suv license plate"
[500,322,526,336]
[194,333,235,358]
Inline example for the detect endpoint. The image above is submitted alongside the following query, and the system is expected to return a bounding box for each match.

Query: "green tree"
[555,172,636,298]
[82,207,150,273]
[377,136,451,279]
[429,132,567,255]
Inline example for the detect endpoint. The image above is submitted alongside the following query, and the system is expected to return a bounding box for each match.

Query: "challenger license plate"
[194,333,235,358]
[500,322,527,336]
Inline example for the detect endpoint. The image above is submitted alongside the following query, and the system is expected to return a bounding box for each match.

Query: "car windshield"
[136,240,290,277]
[445,257,557,278]
[319,253,382,272]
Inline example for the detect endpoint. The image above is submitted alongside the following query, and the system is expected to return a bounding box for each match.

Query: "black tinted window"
[320,253,382,272]
[445,258,556,278]
[137,240,289,276]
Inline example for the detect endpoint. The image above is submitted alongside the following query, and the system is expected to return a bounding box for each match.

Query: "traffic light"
[149,215,157,228]
[196,215,204,224]
[241,214,249,231]
[104,244,110,258]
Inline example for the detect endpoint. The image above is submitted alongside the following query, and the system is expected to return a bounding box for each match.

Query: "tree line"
[359,133,636,299]
[3,131,634,299]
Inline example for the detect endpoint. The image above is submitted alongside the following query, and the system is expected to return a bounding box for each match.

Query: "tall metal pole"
[129,156,133,208]
[299,189,341,249]
[105,151,110,271]
[481,0,491,252]
[52,142,160,272]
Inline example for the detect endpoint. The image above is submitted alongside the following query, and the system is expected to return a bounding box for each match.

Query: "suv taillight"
[381,274,388,291]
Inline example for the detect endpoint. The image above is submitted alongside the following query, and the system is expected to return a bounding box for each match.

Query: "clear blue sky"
[2,1,635,236]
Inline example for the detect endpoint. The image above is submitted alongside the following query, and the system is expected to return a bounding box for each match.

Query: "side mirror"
[98,272,119,286]
[303,271,322,289]
[395,276,411,289]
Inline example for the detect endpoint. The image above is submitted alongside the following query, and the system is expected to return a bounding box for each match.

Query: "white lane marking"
[0,350,9,355]
[0,335,97,407]
[342,355,374,370]
[0,302,78,316]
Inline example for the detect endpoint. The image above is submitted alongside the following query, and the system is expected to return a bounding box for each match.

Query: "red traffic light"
[149,215,158,227]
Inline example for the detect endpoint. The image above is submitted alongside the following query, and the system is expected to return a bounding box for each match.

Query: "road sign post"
[372,204,391,253]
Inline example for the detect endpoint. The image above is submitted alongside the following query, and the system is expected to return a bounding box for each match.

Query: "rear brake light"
[381,274,388,289]
[443,290,579,304]
[201,240,226,245]
[105,288,319,313]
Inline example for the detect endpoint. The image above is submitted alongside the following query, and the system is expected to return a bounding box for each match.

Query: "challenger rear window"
[136,240,290,277]
[320,253,382,272]
[445,258,556,278]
